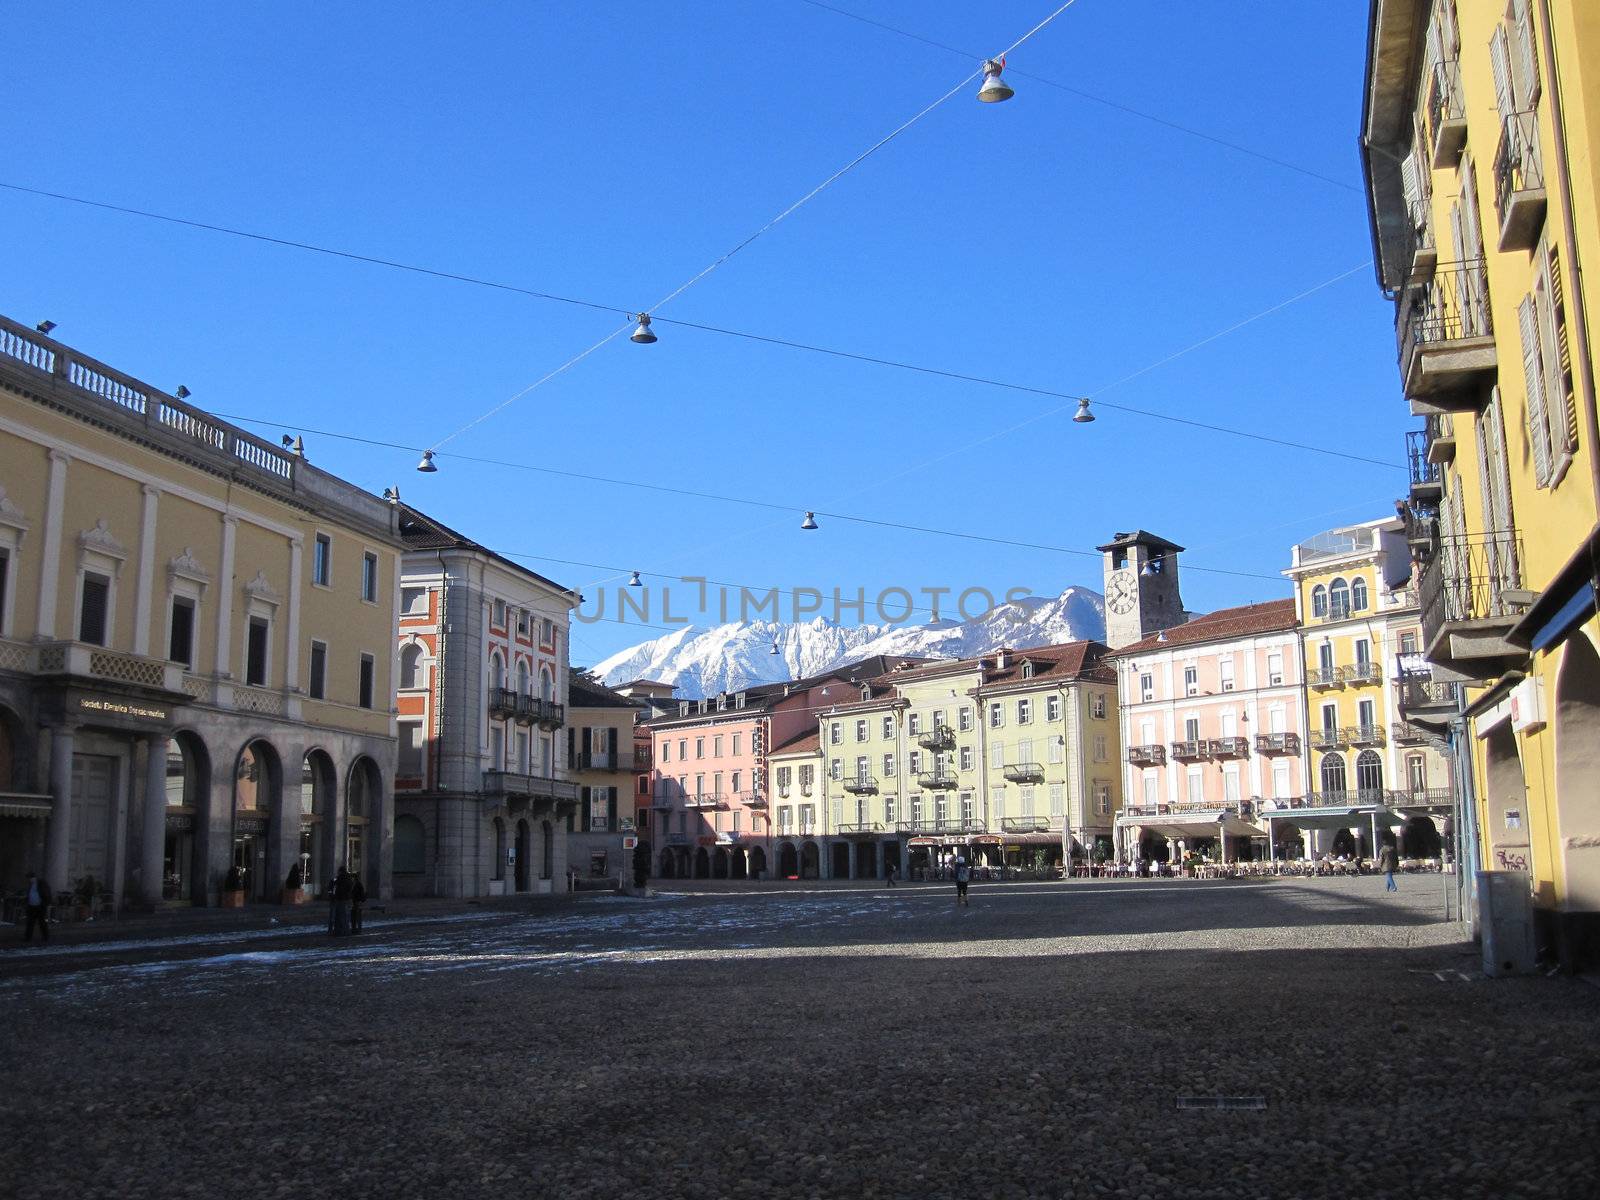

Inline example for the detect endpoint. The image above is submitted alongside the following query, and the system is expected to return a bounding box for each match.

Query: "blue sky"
[2,2,1403,667]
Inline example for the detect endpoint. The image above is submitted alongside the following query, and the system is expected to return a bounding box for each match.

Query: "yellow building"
[1363,0,1600,965]
[0,315,402,906]
[1284,519,1453,856]
[768,728,824,879]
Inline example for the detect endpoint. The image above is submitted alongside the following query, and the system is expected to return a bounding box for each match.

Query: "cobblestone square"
[3,877,1596,1200]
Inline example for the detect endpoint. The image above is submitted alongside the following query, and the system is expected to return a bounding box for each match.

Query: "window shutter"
[1489,27,1514,121]
[1401,153,1421,213]
[1511,0,1540,106]
[1518,296,1553,486]
[1547,247,1579,453]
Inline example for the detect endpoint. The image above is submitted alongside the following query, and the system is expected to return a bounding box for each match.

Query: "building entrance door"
[69,754,116,887]
[233,834,264,899]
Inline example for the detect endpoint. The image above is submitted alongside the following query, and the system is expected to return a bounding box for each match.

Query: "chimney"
[995,648,1010,670]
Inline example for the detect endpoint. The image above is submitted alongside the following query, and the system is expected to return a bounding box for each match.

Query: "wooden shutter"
[1512,0,1541,106]
[1490,27,1515,120]
[1519,295,1553,486]
[1547,247,1580,452]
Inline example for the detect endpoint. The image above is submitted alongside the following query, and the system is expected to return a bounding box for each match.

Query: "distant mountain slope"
[591,586,1105,698]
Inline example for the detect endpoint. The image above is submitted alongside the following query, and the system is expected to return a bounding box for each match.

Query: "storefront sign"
[165,813,194,832]
[76,695,169,722]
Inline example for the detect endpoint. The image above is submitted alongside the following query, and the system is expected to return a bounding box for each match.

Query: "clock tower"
[1098,530,1186,650]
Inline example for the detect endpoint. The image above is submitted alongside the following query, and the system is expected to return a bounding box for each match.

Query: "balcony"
[487,686,519,720]
[1395,669,1459,727]
[1398,261,1496,411]
[1341,661,1383,686]
[1427,59,1467,168]
[1425,412,1456,465]
[1493,111,1547,253]
[1301,790,1387,811]
[836,822,885,836]
[1389,787,1452,810]
[917,727,956,752]
[634,746,654,771]
[684,793,725,810]
[1169,740,1207,762]
[1207,737,1249,760]
[1000,815,1054,834]
[572,750,623,771]
[1126,744,1166,766]
[1308,729,1346,751]
[1403,200,1436,282]
[524,697,565,730]
[1347,724,1385,747]
[733,791,767,809]
[917,772,958,791]
[1254,732,1300,756]
[482,770,579,809]
[1002,762,1045,783]
[1308,666,1342,690]
[842,775,879,795]
[1420,531,1531,679]
[1391,722,1429,745]
[1406,430,1443,504]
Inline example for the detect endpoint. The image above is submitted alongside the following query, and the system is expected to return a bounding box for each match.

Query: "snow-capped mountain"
[591,586,1106,698]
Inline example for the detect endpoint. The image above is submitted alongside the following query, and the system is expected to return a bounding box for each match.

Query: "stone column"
[141,734,168,905]
[44,723,77,890]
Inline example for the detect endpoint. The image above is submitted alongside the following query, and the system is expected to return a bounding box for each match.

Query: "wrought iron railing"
[1400,259,1492,363]
[1126,745,1166,766]
[1254,732,1300,755]
[842,775,879,794]
[1406,430,1441,489]
[1420,531,1524,648]
[1427,60,1465,151]
[1002,762,1044,783]
[1493,111,1545,218]
[1169,740,1206,761]
[916,727,955,752]
[1308,729,1345,750]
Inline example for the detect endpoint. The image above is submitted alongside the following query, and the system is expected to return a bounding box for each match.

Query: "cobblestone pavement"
[3,877,1596,1200]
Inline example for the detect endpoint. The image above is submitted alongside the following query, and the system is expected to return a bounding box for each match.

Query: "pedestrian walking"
[331,865,352,936]
[1378,841,1399,892]
[885,864,897,888]
[22,872,51,943]
[350,872,366,933]
[954,856,971,907]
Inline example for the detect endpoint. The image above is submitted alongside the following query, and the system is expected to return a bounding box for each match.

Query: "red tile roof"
[1108,599,1297,657]
[771,729,821,755]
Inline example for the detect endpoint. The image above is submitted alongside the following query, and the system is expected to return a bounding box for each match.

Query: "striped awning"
[0,793,53,819]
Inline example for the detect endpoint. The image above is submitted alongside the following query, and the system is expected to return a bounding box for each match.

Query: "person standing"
[349,872,366,933]
[331,865,352,935]
[885,863,897,888]
[1378,840,1398,892]
[953,856,971,908]
[22,872,51,943]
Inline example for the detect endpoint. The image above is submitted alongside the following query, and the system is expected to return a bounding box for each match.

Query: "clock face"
[1106,570,1137,615]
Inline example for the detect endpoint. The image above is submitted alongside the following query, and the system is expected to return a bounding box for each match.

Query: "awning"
[1509,521,1600,652]
[1002,832,1062,846]
[0,793,53,819]
[1120,814,1262,839]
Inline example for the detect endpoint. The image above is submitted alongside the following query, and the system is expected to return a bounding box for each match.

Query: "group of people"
[326,865,367,936]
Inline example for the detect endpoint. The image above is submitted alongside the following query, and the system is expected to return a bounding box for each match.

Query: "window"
[989,741,1004,769]
[79,572,110,645]
[854,756,868,781]
[1268,652,1284,686]
[492,598,506,627]
[1018,787,1034,817]
[777,805,792,831]
[1094,784,1111,816]
[1356,638,1371,666]
[399,722,424,776]
[312,533,331,587]
[991,787,1006,821]
[1184,717,1200,741]
[908,713,921,736]
[1140,673,1154,702]
[1049,784,1064,816]
[883,753,896,777]
[401,586,427,615]
[909,751,921,775]
[1401,631,1419,656]
[933,710,946,730]
[1184,666,1198,696]
[695,738,705,759]
[1311,584,1328,618]
[732,734,741,755]
[989,703,1003,728]
[855,720,868,742]
[541,617,554,644]
[1090,693,1107,719]
[776,765,791,794]
[958,707,973,732]
[713,735,722,757]
[830,723,842,746]
[0,549,9,635]
[1046,695,1061,722]
[1329,578,1350,619]
[245,616,269,686]
[1093,735,1107,762]
[1273,761,1291,799]
[960,746,973,771]
[1186,769,1204,804]
[1219,661,1234,692]
[884,796,897,824]
[1351,578,1369,611]
[1049,736,1064,765]
[358,653,375,709]
[361,551,378,603]
[1320,752,1347,796]
[678,739,687,760]
[516,608,530,637]
[1017,698,1032,724]
[399,643,423,689]
[661,741,671,764]
[1321,703,1339,733]
[731,770,741,794]
[882,716,894,739]
[799,764,814,792]
[1358,698,1376,730]
[168,596,195,666]
[830,758,842,780]
[309,640,327,700]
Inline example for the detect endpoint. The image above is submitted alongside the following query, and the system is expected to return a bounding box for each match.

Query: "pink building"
[1107,600,1306,864]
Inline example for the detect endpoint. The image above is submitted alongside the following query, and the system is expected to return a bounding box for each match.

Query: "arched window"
[1319,752,1347,797]
[1356,749,1384,797]
[1328,578,1350,617]
[517,661,530,696]
[490,651,505,690]
[1311,585,1328,618]
[1350,577,1369,612]
[540,668,554,702]
[399,643,423,689]
[394,815,426,874]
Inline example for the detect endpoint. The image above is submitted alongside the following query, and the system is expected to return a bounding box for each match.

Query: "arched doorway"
[346,757,383,896]
[164,732,210,903]
[1355,750,1384,801]
[300,750,336,899]
[1401,815,1442,858]
[658,849,676,879]
[829,842,850,879]
[232,740,280,901]
[1555,635,1600,938]
[712,848,729,879]
[777,842,798,879]
[800,841,820,879]
[729,848,747,880]
[693,847,710,878]
[1483,724,1530,874]
[515,820,531,891]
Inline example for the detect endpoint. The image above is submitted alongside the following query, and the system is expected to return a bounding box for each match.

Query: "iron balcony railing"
[1347,724,1385,747]
[634,746,654,770]
[1427,59,1466,163]
[488,686,519,719]
[572,749,622,771]
[1425,412,1456,463]
[1002,762,1045,783]
[481,770,579,805]
[1396,671,1459,713]
[1399,259,1492,364]
[1126,744,1166,766]
[917,772,959,791]
[1169,740,1207,762]
[916,727,956,752]
[842,775,879,795]
[1342,661,1383,685]
[1308,666,1342,688]
[1254,732,1300,755]
[1389,787,1452,808]
[732,791,767,809]
[684,793,725,810]
[1493,111,1545,222]
[999,815,1054,833]
[835,822,885,835]
[1392,722,1428,744]
[1207,737,1250,759]
[1308,729,1346,750]
[1420,530,1524,649]
[523,697,565,729]
[1406,430,1442,491]
[1284,790,1388,811]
